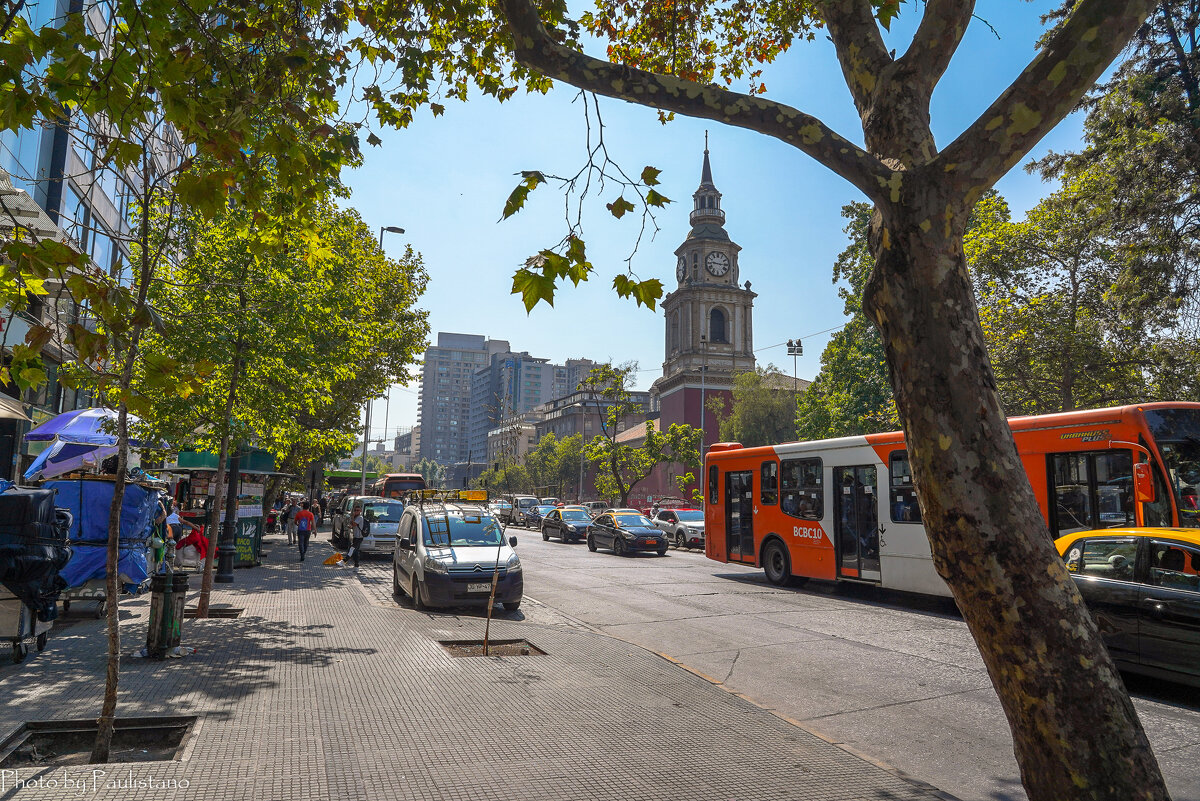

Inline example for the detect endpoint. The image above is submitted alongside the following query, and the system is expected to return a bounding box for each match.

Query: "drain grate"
[439,639,545,657]
[183,607,244,619]
[0,716,197,767]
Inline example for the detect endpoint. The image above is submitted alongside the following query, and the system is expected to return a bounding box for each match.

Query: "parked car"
[332,494,377,544]
[541,507,594,543]
[358,499,406,554]
[652,508,706,549]
[587,511,668,557]
[392,501,522,612]
[1056,527,1200,687]
[489,500,513,519]
[526,504,557,529]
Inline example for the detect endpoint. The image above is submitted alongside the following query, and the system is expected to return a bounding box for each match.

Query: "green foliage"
[712,366,800,447]
[350,453,392,475]
[413,457,447,488]
[579,363,700,505]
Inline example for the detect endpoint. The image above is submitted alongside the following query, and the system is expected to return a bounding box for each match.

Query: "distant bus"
[370,473,426,499]
[704,402,1200,597]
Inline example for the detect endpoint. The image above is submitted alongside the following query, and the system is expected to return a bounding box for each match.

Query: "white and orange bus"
[704,402,1200,597]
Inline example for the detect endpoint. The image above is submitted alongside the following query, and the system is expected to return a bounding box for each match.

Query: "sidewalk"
[0,529,949,800]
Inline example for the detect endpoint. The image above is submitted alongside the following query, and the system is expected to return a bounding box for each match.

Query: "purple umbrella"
[25,407,147,446]
[24,440,119,481]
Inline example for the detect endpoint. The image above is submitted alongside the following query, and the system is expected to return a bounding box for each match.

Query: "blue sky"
[344,0,1099,444]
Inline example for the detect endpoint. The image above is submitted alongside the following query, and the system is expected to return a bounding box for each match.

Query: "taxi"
[1055,527,1200,687]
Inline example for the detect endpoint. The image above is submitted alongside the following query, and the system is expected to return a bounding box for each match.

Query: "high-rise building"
[416,333,510,465]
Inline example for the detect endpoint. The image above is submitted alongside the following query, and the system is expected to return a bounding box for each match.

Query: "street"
[357,524,1200,801]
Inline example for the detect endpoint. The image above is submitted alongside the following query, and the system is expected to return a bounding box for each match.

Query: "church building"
[630,145,757,502]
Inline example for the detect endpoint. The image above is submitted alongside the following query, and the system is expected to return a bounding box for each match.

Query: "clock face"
[676,256,686,281]
[706,251,731,276]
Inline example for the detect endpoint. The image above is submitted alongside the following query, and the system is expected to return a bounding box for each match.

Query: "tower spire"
[700,132,714,188]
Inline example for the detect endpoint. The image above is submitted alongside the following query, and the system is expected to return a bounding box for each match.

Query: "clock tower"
[652,143,756,454]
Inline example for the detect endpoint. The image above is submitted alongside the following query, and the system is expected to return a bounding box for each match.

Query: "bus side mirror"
[1134,462,1156,504]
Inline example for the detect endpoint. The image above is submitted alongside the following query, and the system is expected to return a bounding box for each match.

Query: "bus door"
[725,470,755,563]
[834,465,881,581]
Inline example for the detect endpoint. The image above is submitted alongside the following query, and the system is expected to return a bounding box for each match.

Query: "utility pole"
[787,339,803,398]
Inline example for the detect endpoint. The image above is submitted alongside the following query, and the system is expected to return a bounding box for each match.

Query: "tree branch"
[895,0,976,93]
[497,0,893,203]
[819,0,892,115]
[934,0,1157,206]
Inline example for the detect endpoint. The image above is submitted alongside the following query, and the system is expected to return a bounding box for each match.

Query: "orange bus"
[704,402,1200,597]
[370,473,426,499]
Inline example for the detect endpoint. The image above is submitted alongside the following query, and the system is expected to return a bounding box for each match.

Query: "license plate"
[467,582,492,593]
[642,540,658,546]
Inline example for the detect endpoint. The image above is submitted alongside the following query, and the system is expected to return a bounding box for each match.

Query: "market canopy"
[25,407,152,446]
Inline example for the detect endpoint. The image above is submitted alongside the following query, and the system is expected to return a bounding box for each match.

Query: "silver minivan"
[392,501,523,611]
[359,498,405,554]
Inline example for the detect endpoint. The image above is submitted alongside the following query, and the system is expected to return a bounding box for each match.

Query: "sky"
[344,0,1099,446]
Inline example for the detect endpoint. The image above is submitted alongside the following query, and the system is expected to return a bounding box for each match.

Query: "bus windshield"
[1146,409,1200,527]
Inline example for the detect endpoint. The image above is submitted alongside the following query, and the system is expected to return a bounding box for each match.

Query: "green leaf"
[645,189,671,207]
[511,267,556,311]
[640,166,662,186]
[606,196,635,219]
[500,171,546,220]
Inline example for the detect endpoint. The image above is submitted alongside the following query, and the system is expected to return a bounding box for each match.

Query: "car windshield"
[518,499,537,508]
[534,505,555,514]
[1146,409,1200,528]
[562,510,591,522]
[425,513,504,547]
[364,504,404,522]
[614,513,654,527]
[674,510,704,522]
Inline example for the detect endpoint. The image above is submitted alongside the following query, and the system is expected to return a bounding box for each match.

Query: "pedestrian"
[294,501,315,561]
[311,497,322,529]
[347,504,365,569]
[284,498,299,545]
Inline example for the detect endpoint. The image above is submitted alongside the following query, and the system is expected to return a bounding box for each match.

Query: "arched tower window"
[669,312,680,352]
[709,308,727,343]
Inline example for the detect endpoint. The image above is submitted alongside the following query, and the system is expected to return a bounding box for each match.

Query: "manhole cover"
[183,607,243,618]
[0,716,197,767]
[440,639,545,657]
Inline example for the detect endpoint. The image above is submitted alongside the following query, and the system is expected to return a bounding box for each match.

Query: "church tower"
[652,143,756,452]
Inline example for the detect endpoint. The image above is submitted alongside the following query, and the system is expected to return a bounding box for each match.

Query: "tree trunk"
[89,402,129,764]
[196,349,243,618]
[863,199,1169,801]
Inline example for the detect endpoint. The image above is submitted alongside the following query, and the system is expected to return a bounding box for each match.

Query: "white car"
[359,499,405,554]
[652,508,706,549]
[393,502,523,611]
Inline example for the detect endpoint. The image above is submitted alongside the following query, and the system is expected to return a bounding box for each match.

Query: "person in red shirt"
[294,500,316,561]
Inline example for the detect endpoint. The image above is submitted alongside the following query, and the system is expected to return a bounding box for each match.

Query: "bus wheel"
[762,540,791,586]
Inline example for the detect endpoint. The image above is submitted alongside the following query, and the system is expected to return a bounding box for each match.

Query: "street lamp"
[361,225,405,494]
[699,334,708,455]
[787,339,803,387]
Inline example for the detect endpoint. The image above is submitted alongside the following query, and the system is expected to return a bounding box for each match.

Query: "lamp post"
[215,448,240,583]
[360,226,405,495]
[699,334,708,455]
[787,339,803,389]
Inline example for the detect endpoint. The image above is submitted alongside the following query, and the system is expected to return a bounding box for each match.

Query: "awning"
[0,393,31,422]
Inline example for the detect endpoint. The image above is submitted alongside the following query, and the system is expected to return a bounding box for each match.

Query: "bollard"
[146,572,189,658]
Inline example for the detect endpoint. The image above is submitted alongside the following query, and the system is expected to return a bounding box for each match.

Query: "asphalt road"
[490,523,1200,801]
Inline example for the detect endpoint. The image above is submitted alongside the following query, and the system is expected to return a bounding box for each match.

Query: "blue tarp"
[46,479,155,592]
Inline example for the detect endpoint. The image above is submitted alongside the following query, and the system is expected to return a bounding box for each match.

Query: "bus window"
[889,451,922,523]
[1049,450,1134,536]
[760,461,778,505]
[780,458,822,520]
[1144,458,1173,527]
[708,465,718,505]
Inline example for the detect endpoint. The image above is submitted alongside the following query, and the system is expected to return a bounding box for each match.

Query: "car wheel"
[542,527,550,541]
[614,538,626,557]
[411,574,426,610]
[657,547,668,557]
[763,540,791,586]
[587,534,597,552]
[503,600,522,612]
[676,531,687,549]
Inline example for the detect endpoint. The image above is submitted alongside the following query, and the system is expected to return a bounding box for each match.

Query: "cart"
[0,593,52,663]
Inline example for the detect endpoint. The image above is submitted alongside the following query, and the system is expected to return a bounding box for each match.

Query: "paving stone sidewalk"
[0,529,950,801]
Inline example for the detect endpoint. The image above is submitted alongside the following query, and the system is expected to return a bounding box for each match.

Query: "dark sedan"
[1056,527,1200,688]
[541,507,594,543]
[525,504,557,529]
[587,512,668,557]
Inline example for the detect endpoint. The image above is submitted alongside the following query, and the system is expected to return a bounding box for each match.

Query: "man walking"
[294,500,316,561]
[284,498,299,546]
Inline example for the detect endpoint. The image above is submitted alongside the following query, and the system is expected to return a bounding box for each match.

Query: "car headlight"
[506,554,522,573]
[566,525,577,532]
[423,556,448,574]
